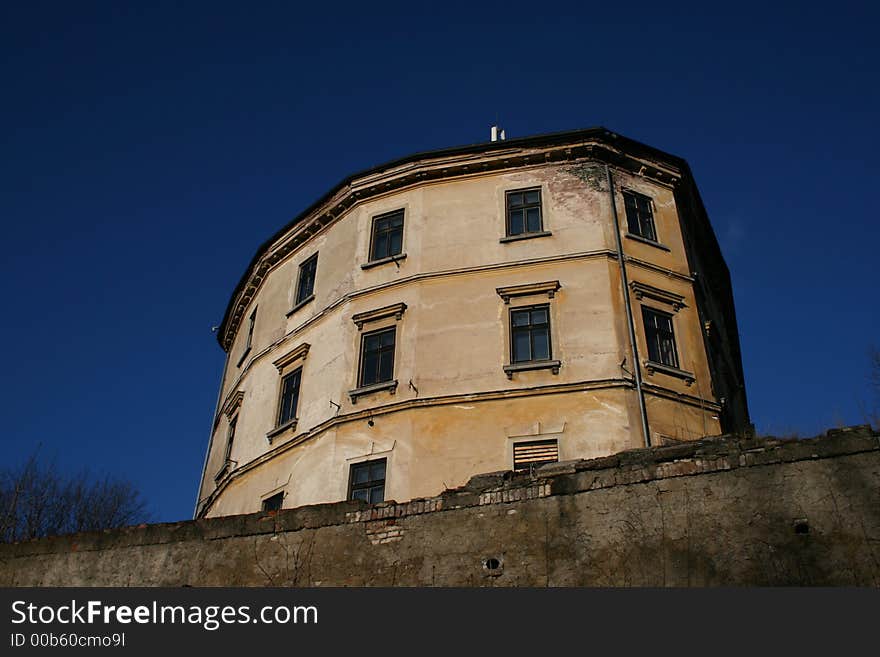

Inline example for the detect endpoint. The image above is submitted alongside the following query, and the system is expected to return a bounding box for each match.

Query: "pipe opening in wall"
[484,557,502,571]
[794,520,810,535]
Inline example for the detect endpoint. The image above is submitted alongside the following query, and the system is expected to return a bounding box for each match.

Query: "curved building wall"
[197,135,737,518]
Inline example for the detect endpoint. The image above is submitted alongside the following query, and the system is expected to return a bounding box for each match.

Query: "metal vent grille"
[513,439,558,471]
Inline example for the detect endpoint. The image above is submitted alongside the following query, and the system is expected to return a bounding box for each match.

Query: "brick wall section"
[1,426,878,586]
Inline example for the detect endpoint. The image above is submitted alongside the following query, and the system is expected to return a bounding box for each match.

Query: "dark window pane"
[532,329,550,361]
[526,207,541,232]
[370,461,386,480]
[262,492,283,511]
[362,353,379,385]
[525,190,540,205]
[378,353,393,382]
[390,215,404,229]
[509,209,524,235]
[531,308,548,325]
[352,466,370,485]
[389,231,402,256]
[660,339,676,366]
[381,330,396,347]
[508,192,523,208]
[513,330,531,362]
[373,233,388,259]
[369,486,384,504]
[512,310,530,327]
[351,489,368,502]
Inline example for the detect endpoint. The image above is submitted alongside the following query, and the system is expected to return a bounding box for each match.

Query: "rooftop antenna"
[490,123,506,142]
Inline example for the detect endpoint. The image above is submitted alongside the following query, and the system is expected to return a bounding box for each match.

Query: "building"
[195,127,750,519]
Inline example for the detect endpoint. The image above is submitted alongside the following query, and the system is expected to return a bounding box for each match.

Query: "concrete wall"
[4,426,877,587]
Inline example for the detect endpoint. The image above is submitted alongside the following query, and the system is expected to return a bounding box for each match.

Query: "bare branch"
[0,451,150,543]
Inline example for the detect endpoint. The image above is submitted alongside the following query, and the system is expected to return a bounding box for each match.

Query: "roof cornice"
[217,127,688,351]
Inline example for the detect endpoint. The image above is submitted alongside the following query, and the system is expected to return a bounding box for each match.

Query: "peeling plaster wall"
[3,427,878,587]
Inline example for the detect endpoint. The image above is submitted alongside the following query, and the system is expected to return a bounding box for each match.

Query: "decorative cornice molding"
[630,281,687,310]
[221,391,244,419]
[219,135,684,351]
[352,303,407,330]
[272,343,311,372]
[496,280,561,304]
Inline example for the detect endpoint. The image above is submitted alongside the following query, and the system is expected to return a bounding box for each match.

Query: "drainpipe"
[193,347,231,518]
[605,164,651,448]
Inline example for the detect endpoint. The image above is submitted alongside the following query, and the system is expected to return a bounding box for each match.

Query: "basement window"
[513,439,559,472]
[348,458,387,504]
[262,491,284,512]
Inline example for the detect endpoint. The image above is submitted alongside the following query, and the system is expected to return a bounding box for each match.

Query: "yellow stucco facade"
[196,128,750,518]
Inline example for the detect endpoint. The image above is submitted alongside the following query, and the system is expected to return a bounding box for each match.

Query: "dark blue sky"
[2,1,878,522]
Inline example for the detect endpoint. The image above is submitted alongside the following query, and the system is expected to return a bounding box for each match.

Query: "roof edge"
[216,127,687,349]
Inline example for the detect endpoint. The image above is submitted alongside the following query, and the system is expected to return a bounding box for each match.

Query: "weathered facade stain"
[3,426,877,587]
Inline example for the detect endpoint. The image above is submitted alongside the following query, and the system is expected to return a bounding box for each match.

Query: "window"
[246,308,257,350]
[513,439,559,472]
[506,188,543,237]
[623,190,657,242]
[295,254,318,305]
[359,326,396,387]
[262,492,284,512]
[511,305,551,363]
[370,210,404,261]
[348,459,386,504]
[238,307,258,367]
[642,307,679,368]
[277,368,302,427]
[223,415,237,463]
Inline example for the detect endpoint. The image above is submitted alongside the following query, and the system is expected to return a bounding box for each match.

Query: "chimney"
[490,125,506,142]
